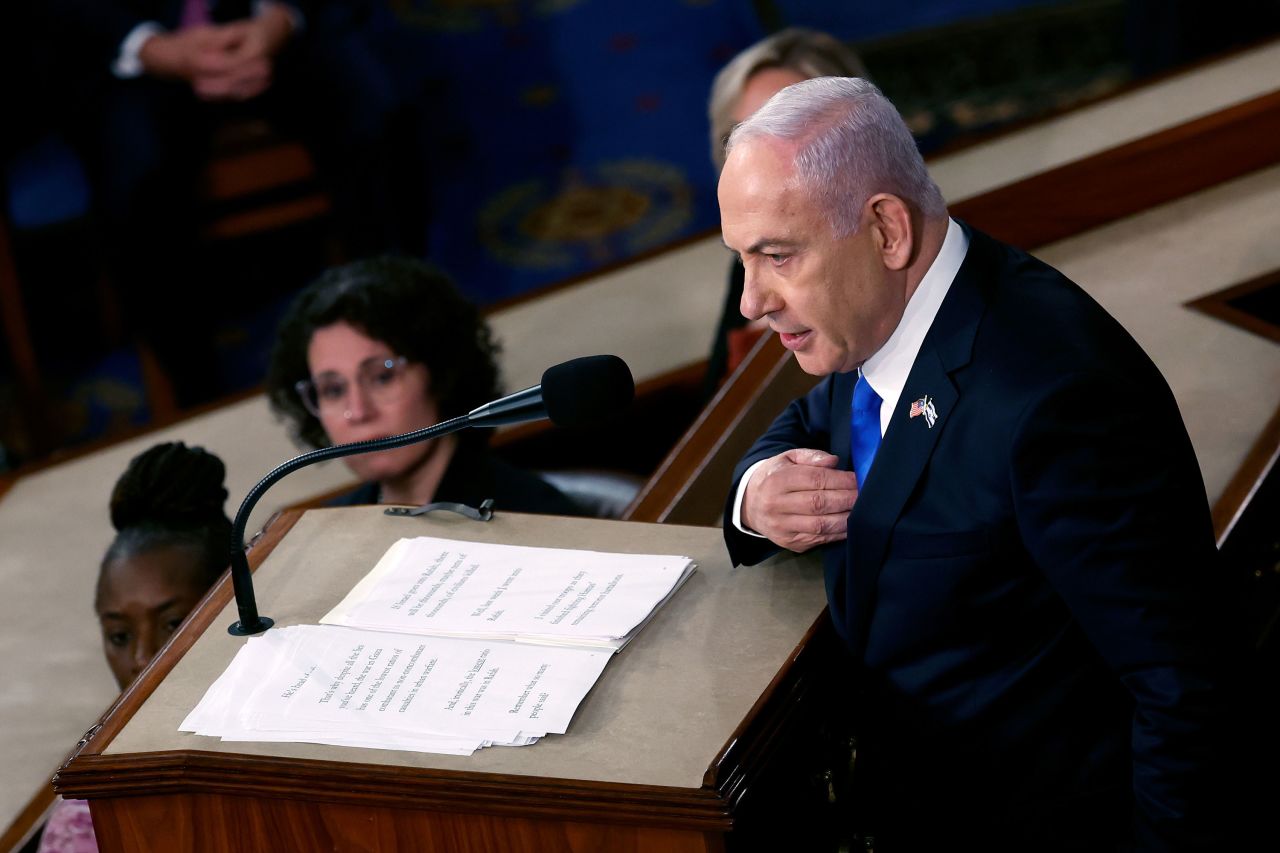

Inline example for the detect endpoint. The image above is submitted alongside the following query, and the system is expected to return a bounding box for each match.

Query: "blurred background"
[2,0,1277,471]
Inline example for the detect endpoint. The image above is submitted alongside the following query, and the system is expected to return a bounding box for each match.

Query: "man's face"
[718,138,906,376]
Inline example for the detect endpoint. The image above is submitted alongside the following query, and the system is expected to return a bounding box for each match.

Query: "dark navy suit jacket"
[725,225,1244,851]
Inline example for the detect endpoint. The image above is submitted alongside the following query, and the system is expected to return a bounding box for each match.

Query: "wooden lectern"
[56,508,850,852]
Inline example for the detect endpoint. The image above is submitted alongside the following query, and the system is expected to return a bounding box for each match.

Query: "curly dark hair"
[101,441,231,589]
[266,256,502,450]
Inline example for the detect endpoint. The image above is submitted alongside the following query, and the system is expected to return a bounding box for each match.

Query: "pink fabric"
[36,798,98,853]
[179,0,211,29]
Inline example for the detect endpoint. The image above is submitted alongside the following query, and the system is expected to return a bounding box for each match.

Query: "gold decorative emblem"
[479,159,693,270]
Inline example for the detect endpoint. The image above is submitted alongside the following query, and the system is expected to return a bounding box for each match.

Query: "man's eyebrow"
[745,238,801,254]
[720,237,802,255]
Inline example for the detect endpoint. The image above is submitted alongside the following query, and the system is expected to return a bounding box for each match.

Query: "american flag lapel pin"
[909,395,938,428]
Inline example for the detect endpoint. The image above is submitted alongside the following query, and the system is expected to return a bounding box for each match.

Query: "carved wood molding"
[58,750,737,831]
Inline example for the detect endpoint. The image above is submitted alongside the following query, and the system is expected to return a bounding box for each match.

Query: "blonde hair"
[708,28,867,171]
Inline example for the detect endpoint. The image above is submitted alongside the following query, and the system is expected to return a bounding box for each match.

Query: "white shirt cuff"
[731,459,771,538]
[112,22,165,79]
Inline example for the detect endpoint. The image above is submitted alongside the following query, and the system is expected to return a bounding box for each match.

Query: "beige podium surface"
[58,509,834,851]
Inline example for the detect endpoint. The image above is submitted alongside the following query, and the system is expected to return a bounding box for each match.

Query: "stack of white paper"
[321,537,696,652]
[181,624,611,755]
[182,537,695,755]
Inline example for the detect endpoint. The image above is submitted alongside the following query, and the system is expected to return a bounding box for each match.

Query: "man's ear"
[867,194,913,271]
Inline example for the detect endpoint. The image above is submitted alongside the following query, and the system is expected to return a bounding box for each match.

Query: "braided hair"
[100,442,231,589]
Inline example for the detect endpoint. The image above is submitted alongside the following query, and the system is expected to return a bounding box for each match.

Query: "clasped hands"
[139,4,295,101]
[740,449,860,552]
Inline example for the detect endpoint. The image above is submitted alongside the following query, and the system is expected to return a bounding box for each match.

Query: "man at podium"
[719,77,1244,851]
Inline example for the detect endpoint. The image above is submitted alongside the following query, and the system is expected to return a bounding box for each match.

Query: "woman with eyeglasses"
[266,256,580,514]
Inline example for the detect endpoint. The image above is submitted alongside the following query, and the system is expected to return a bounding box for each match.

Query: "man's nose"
[740,264,780,321]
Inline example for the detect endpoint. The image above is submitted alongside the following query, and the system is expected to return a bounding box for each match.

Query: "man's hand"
[138,25,244,83]
[137,5,295,101]
[190,53,272,101]
[219,4,296,66]
[740,449,859,552]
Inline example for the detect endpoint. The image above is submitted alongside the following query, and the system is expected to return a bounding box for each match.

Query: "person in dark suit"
[39,0,425,406]
[265,256,579,516]
[720,77,1246,850]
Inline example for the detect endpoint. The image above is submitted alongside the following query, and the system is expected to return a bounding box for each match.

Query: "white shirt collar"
[860,217,968,435]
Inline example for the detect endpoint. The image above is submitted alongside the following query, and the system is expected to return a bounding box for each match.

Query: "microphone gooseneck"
[226,415,469,635]
[464,385,546,429]
[225,355,634,636]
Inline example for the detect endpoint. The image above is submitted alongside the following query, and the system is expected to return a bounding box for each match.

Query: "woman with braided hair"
[37,442,229,853]
[95,441,230,690]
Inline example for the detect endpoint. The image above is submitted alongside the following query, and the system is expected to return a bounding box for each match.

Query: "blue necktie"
[851,373,882,490]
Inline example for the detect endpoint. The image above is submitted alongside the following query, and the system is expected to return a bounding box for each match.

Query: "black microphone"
[467,354,635,428]
[224,355,634,635]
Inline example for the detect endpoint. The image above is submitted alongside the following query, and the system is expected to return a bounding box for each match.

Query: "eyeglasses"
[295,356,411,418]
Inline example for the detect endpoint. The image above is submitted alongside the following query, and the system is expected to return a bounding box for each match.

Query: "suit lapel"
[820,373,858,641]
[831,372,855,471]
[841,223,995,659]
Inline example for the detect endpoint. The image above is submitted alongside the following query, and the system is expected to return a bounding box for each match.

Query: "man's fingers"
[775,513,851,552]
[762,460,858,495]
[742,448,862,550]
[193,59,272,98]
[792,510,851,538]
[781,448,840,468]
[221,29,266,63]
[189,49,241,77]
[760,486,856,518]
[807,487,858,516]
[202,22,249,50]
[184,25,242,57]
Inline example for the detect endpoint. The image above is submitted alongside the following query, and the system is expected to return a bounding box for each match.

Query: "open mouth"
[778,330,812,350]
